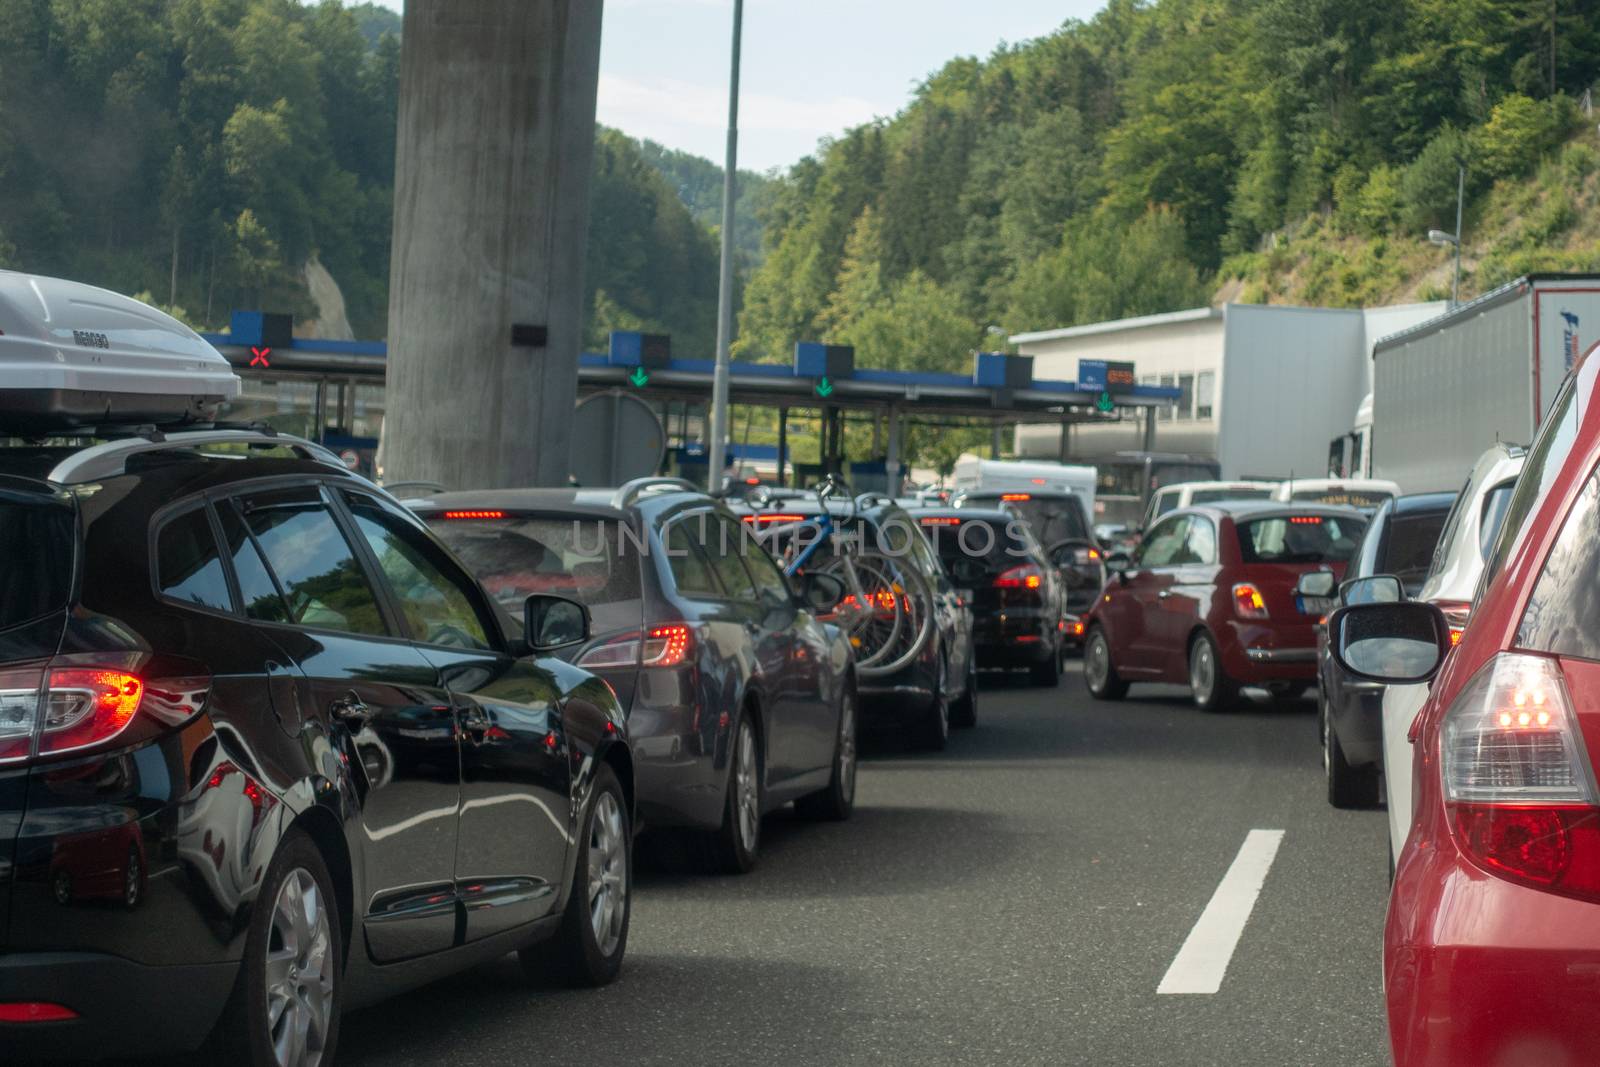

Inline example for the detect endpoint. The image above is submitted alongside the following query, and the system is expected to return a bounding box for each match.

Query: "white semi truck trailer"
[1364,274,1600,493]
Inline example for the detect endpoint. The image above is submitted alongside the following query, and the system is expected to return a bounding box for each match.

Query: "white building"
[1011,301,1446,480]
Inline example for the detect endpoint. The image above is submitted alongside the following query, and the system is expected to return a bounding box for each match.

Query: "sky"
[369,0,1107,172]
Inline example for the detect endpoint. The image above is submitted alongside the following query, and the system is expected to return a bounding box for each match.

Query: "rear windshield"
[1004,498,1089,545]
[1236,514,1366,564]
[1191,488,1273,504]
[1383,511,1450,593]
[0,494,74,629]
[920,518,1034,574]
[428,517,642,634]
[1290,488,1393,509]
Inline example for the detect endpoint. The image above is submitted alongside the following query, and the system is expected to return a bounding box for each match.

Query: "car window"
[1482,377,1580,594]
[1383,511,1450,594]
[1139,515,1190,568]
[743,538,794,607]
[1236,515,1366,564]
[1478,479,1518,560]
[1179,515,1216,565]
[1518,466,1600,661]
[704,515,758,599]
[428,515,643,635]
[347,495,494,651]
[925,518,1033,575]
[1152,491,1177,519]
[156,505,232,613]
[664,516,723,597]
[1190,488,1273,504]
[1427,477,1474,580]
[232,486,387,637]
[0,494,74,629]
[1006,497,1089,545]
[216,500,291,623]
[1291,488,1393,509]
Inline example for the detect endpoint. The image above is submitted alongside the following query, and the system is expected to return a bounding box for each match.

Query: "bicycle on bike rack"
[750,476,935,679]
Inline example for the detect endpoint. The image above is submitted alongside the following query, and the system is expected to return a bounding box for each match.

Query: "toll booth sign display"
[608,331,672,369]
[1078,359,1137,393]
[795,342,855,380]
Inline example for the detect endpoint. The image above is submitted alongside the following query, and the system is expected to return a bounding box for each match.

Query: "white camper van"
[0,270,239,431]
[950,458,1097,518]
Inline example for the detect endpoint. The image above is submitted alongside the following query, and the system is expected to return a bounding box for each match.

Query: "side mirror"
[1327,602,1451,684]
[1340,574,1404,607]
[799,571,847,614]
[524,595,589,652]
[1296,571,1337,598]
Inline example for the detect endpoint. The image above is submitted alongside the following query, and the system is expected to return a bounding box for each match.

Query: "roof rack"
[47,429,346,485]
[853,492,896,510]
[609,476,699,510]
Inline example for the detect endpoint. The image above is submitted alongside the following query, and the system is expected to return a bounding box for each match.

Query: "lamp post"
[1428,163,1466,307]
[705,0,744,492]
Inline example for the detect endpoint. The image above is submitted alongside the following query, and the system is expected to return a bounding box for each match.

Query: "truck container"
[1370,274,1600,493]
[950,458,1097,518]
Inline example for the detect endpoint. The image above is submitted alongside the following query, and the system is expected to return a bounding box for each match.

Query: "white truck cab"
[0,271,238,432]
[950,457,1097,519]
[1141,480,1280,528]
[1272,476,1399,511]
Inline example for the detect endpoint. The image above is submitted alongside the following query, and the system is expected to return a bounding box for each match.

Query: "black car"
[952,489,1104,635]
[0,429,634,1064]
[730,494,977,746]
[907,507,1069,685]
[1314,490,1455,807]
[411,479,858,875]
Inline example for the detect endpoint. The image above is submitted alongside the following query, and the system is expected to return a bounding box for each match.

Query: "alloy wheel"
[735,723,760,852]
[838,693,857,805]
[587,790,628,957]
[265,868,334,1067]
[1191,641,1216,703]
[1086,633,1110,692]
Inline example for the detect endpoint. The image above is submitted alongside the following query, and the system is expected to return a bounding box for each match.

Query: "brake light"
[1288,516,1323,525]
[741,513,807,525]
[1031,478,1046,485]
[576,625,696,670]
[0,1002,78,1023]
[1087,548,1101,561]
[1441,653,1600,902]
[1232,583,1268,619]
[2,661,211,765]
[1432,598,1472,647]
[441,510,506,520]
[919,517,961,527]
[995,564,1043,590]
[1001,493,1031,502]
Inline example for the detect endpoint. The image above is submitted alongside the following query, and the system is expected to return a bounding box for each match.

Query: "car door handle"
[330,692,371,728]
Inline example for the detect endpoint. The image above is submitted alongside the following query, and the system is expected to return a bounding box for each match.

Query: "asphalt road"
[331,673,1392,1067]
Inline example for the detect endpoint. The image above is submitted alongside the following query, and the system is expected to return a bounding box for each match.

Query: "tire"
[521,762,630,986]
[698,712,762,874]
[1083,626,1129,701]
[1189,631,1240,712]
[914,651,950,752]
[1324,703,1380,809]
[1030,640,1063,687]
[210,830,342,1067]
[949,652,979,729]
[797,688,858,820]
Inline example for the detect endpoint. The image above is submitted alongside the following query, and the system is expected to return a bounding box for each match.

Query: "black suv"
[908,506,1069,686]
[0,430,634,1064]
[952,489,1104,640]
[409,479,859,875]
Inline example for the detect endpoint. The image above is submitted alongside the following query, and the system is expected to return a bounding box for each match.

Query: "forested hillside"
[737,0,1600,368]
[0,0,737,348]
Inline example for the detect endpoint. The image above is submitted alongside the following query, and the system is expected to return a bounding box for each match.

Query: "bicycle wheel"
[841,553,936,678]
[817,553,906,670]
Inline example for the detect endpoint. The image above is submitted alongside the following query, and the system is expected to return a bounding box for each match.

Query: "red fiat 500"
[1082,503,1365,710]
[1330,344,1600,1067]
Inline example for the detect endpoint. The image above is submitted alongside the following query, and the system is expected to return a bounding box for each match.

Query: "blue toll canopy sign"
[1078,359,1137,393]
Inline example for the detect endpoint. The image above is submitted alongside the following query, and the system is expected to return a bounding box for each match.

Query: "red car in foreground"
[1082,503,1366,710]
[1330,343,1600,1067]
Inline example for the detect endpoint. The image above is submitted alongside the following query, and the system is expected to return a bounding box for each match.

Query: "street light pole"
[706,0,744,493]
[1452,162,1465,306]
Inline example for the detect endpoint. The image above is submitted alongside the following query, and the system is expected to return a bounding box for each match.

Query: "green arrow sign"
[629,365,650,388]
[815,376,834,398]
[1095,391,1115,414]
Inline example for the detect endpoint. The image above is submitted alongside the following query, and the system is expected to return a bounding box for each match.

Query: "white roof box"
[0,271,240,433]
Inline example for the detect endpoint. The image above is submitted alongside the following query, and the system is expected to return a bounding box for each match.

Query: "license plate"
[1297,595,1335,616]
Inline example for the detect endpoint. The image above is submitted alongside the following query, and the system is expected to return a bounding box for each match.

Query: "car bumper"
[625,680,727,833]
[0,952,235,1058]
[1222,622,1319,682]
[1387,845,1600,1067]
[972,615,1058,667]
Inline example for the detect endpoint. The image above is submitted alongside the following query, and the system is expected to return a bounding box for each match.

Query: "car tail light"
[577,625,696,670]
[441,510,506,520]
[0,660,209,766]
[1001,493,1031,502]
[0,1001,78,1023]
[1232,583,1268,619]
[1442,653,1600,902]
[1431,597,1472,646]
[995,564,1044,590]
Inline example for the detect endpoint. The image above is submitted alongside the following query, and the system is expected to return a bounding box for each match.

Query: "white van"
[950,457,1096,518]
[1141,480,1279,529]
[1272,477,1399,511]
[0,271,238,431]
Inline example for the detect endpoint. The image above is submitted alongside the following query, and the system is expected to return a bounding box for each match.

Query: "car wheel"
[949,652,979,729]
[914,651,950,751]
[1325,709,1380,809]
[1083,626,1129,700]
[797,688,858,820]
[211,830,341,1067]
[1189,631,1240,712]
[699,712,762,874]
[522,761,630,986]
[1030,638,1063,687]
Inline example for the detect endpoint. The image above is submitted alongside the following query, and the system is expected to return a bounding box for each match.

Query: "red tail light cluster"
[995,564,1044,590]
[0,659,208,766]
[441,510,506,520]
[577,624,697,670]
[1232,583,1268,619]
[1432,597,1472,647]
